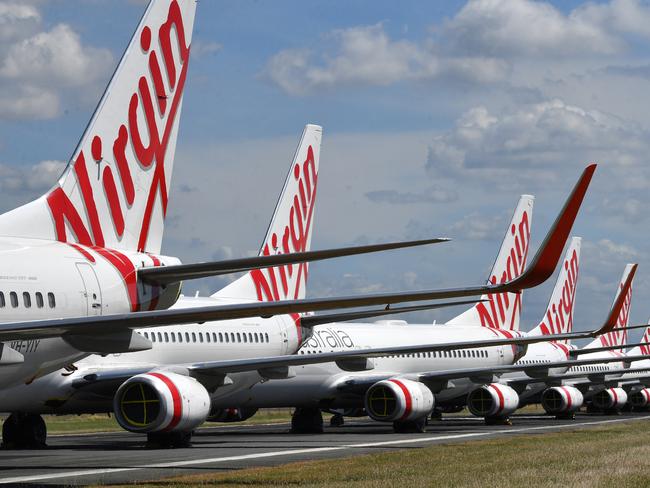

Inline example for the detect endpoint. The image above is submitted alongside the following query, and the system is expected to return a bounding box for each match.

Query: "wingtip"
[595,263,638,336]
[510,164,596,290]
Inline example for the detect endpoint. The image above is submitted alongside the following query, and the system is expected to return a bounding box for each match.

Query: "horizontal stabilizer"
[139,237,450,285]
[300,300,485,328]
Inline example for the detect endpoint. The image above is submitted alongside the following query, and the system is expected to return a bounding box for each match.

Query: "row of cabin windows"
[0,291,56,309]
[300,348,490,359]
[573,365,608,372]
[142,330,270,345]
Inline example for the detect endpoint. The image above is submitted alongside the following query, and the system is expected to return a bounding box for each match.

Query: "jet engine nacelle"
[206,407,259,423]
[541,386,584,414]
[114,372,210,433]
[467,383,519,418]
[591,387,627,411]
[628,388,650,408]
[364,379,434,422]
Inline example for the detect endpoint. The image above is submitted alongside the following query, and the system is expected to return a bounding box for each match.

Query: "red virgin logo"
[476,210,530,330]
[46,1,190,253]
[600,281,632,348]
[250,146,318,302]
[538,248,579,335]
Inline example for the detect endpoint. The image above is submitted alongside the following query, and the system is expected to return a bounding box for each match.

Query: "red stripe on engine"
[149,372,182,431]
[560,387,572,409]
[389,379,412,421]
[489,384,505,414]
[610,388,618,406]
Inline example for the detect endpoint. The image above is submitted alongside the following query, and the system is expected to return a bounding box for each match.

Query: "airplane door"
[76,263,102,316]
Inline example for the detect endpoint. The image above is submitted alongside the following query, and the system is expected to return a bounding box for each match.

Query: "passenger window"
[177,332,182,343]
[171,332,176,343]
[231,332,235,343]
[157,332,162,342]
[191,332,196,343]
[254,333,259,343]
[212,332,217,342]
[185,332,190,343]
[0,292,5,308]
[248,333,253,343]
[48,292,56,308]
[236,333,241,343]
[206,333,211,343]
[35,292,43,308]
[199,332,203,343]
[164,332,169,342]
[219,332,223,342]
[150,333,155,342]
[225,333,229,343]
[243,333,248,343]
[265,332,269,343]
[10,292,18,308]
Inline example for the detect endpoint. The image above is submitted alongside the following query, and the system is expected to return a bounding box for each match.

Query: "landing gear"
[393,417,427,433]
[290,408,323,434]
[146,431,192,449]
[484,416,512,426]
[554,413,576,420]
[2,413,47,449]
[329,413,345,427]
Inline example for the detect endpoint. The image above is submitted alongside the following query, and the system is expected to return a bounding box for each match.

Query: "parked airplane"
[0,164,598,447]
[463,261,637,423]
[0,0,461,391]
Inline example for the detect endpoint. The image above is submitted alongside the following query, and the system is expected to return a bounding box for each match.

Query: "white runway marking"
[1,415,648,485]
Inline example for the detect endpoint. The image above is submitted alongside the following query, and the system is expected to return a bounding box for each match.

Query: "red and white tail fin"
[0,0,197,254]
[628,321,650,356]
[528,237,581,344]
[213,124,322,302]
[584,264,635,352]
[446,195,533,331]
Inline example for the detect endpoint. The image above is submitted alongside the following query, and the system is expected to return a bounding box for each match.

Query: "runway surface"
[1,413,649,486]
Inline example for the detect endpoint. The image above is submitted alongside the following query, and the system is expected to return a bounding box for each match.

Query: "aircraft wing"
[414,354,650,384]
[138,238,450,285]
[0,165,597,343]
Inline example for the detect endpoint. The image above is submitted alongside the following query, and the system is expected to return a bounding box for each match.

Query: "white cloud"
[264,0,650,96]
[0,24,112,86]
[190,40,222,59]
[0,159,65,193]
[0,4,113,120]
[263,24,509,95]
[426,99,648,182]
[0,3,40,42]
[444,0,623,57]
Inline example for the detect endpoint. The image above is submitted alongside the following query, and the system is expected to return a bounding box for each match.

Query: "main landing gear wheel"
[146,431,193,449]
[393,417,426,433]
[329,414,345,427]
[2,413,47,449]
[484,416,512,426]
[290,408,323,434]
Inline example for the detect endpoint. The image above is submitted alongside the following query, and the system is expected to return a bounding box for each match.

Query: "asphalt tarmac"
[1,413,649,486]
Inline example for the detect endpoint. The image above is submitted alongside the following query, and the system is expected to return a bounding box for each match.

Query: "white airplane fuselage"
[0,320,525,415]
[0,237,183,389]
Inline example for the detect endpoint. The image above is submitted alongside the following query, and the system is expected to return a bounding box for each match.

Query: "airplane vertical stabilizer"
[0,0,197,254]
[446,195,534,331]
[213,124,322,302]
[583,263,635,352]
[528,237,581,344]
[628,321,650,357]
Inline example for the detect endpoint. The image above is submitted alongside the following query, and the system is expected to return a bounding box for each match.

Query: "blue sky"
[0,0,649,345]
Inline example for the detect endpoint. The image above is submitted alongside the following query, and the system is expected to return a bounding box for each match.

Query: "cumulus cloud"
[443,0,623,57]
[0,3,113,120]
[426,99,648,183]
[263,23,509,95]
[0,159,65,193]
[264,0,650,95]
